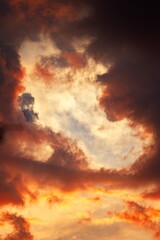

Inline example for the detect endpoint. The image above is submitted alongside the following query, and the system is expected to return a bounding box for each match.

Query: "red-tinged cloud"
[78,216,92,224]
[108,201,160,239]
[0,117,159,208]
[142,187,160,200]
[0,0,160,215]
[0,169,24,206]
[0,44,24,122]
[9,0,88,22]
[0,43,27,207]
[33,62,54,84]
[88,196,101,202]
[47,195,63,205]
[0,0,90,49]
[89,1,160,198]
[54,3,89,21]
[0,119,136,196]
[0,212,33,240]
[60,52,86,68]
[32,51,86,85]
[0,121,91,201]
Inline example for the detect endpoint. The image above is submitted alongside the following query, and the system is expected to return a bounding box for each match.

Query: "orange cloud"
[88,196,101,202]
[61,52,86,68]
[142,188,160,200]
[33,62,54,84]
[1,0,160,228]
[0,212,33,240]
[0,45,24,122]
[108,201,160,239]
[54,4,80,21]
[78,216,92,224]
[47,194,63,205]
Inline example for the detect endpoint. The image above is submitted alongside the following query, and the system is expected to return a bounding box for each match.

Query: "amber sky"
[0,1,160,239]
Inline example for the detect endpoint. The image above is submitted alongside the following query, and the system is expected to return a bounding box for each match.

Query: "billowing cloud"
[19,93,38,122]
[0,44,24,122]
[0,212,33,240]
[108,201,160,239]
[1,0,160,239]
[0,169,24,206]
[0,0,159,200]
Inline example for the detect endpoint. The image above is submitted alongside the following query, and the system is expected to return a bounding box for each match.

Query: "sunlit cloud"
[0,0,160,239]
[20,36,152,170]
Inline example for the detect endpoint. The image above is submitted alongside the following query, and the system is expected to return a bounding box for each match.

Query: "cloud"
[142,187,160,200]
[60,51,86,69]
[0,121,91,197]
[0,212,33,240]
[0,0,92,207]
[33,62,54,84]
[0,44,24,122]
[88,196,101,202]
[0,169,24,206]
[19,93,38,122]
[2,0,160,239]
[108,201,160,239]
[0,0,160,234]
[47,195,63,205]
[83,1,160,197]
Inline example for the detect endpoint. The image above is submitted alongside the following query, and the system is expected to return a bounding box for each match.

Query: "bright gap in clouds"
[19,34,152,169]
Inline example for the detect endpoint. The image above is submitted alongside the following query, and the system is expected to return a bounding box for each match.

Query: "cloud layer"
[1,0,160,239]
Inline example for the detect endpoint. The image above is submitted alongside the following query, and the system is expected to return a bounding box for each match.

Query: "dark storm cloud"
[0,0,160,219]
[19,93,38,122]
[89,1,160,196]
[44,0,160,196]
[52,33,74,52]
[0,124,6,142]
[63,1,160,197]
[0,44,24,122]
[51,0,160,196]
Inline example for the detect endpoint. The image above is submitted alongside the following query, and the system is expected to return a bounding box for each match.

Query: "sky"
[0,1,160,239]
